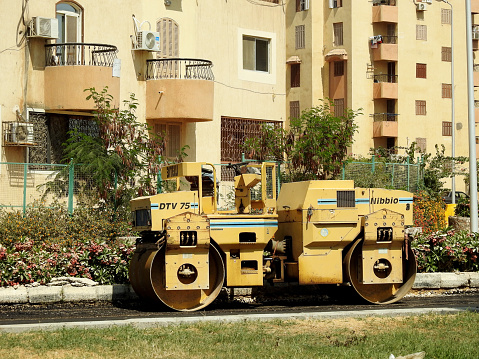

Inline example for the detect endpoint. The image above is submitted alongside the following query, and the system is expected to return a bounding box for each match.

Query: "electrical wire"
[214,80,286,96]
[16,0,30,47]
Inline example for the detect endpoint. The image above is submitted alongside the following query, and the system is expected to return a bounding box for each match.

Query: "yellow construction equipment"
[129,162,416,311]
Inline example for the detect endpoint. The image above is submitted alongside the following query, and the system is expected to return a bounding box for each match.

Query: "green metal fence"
[0,161,95,215]
[341,156,424,192]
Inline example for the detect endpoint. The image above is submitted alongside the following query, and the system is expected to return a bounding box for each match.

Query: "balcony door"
[56,2,82,64]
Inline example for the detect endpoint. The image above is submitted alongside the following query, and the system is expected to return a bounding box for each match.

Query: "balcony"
[474,65,479,87]
[372,113,398,138]
[472,0,479,14]
[372,1,398,23]
[145,58,214,122]
[44,43,120,111]
[373,74,398,99]
[371,36,398,61]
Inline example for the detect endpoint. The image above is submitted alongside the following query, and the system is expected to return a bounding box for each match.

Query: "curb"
[0,272,478,305]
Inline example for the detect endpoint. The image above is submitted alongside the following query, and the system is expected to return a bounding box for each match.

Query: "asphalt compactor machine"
[129,162,416,311]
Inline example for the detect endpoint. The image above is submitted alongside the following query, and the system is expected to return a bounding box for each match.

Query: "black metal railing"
[381,35,398,44]
[371,113,399,122]
[373,0,396,5]
[45,43,118,67]
[373,74,398,83]
[146,58,214,81]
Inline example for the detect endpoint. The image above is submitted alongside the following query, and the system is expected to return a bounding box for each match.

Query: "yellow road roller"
[129,162,416,311]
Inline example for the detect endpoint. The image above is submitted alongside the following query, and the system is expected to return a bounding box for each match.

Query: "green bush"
[412,230,479,272]
[0,204,135,287]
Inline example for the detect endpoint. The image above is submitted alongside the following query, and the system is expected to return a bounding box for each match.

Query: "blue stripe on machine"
[190,202,199,208]
[355,198,369,204]
[317,199,337,205]
[210,220,278,228]
[151,203,159,209]
[399,197,414,204]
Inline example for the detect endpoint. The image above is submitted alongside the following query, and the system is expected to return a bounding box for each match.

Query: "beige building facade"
[0,0,286,207]
[286,0,479,186]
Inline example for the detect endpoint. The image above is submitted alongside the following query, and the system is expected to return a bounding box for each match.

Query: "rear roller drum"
[129,244,225,311]
[344,238,416,304]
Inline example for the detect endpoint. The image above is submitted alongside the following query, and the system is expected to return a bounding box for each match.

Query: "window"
[290,101,300,120]
[416,25,427,40]
[157,18,179,58]
[291,63,300,87]
[56,2,82,64]
[416,138,427,152]
[155,123,181,158]
[334,61,344,76]
[333,23,343,46]
[442,47,452,62]
[441,8,452,24]
[296,0,310,12]
[442,83,452,98]
[243,36,269,72]
[416,63,426,78]
[442,121,452,136]
[416,100,426,115]
[334,99,345,117]
[28,112,97,165]
[295,25,305,49]
[329,0,342,8]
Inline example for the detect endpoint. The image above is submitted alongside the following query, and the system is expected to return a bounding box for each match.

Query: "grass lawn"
[0,312,477,359]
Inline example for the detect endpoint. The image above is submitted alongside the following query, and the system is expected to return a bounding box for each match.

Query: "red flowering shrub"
[413,191,446,234]
[0,204,135,287]
[412,230,479,272]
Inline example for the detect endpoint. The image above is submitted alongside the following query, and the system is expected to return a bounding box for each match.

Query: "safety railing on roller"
[44,43,118,67]
[146,58,214,81]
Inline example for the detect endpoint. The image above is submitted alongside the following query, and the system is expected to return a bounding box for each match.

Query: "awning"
[324,48,348,62]
[286,55,301,64]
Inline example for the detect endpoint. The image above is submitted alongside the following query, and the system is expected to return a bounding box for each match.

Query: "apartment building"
[286,0,478,170]
[0,0,285,205]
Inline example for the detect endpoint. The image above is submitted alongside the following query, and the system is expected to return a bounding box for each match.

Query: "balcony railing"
[45,43,118,67]
[373,74,397,83]
[381,35,397,44]
[373,0,396,5]
[371,113,399,122]
[146,58,214,81]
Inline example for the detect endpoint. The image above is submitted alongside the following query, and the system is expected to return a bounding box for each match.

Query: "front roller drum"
[344,239,417,304]
[129,244,225,311]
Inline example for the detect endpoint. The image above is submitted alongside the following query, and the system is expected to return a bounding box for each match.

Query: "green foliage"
[244,100,361,182]
[412,229,479,272]
[413,191,446,234]
[0,204,133,286]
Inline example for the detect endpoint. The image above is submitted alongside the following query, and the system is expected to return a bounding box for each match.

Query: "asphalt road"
[0,288,478,327]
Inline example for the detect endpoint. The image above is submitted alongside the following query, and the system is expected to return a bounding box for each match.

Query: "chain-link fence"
[0,162,95,215]
[341,156,424,192]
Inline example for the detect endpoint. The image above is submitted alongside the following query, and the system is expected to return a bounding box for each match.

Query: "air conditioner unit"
[416,3,427,11]
[423,0,432,4]
[9,123,34,144]
[473,32,479,40]
[135,30,160,51]
[30,17,58,39]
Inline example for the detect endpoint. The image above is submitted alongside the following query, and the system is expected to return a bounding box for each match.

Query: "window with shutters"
[156,18,179,58]
[333,23,343,46]
[290,101,300,120]
[295,25,305,49]
[334,61,344,76]
[442,47,452,62]
[416,25,427,40]
[441,8,452,24]
[416,63,426,79]
[416,100,426,115]
[442,83,452,98]
[416,137,427,152]
[296,0,310,12]
[442,121,452,136]
[334,99,345,117]
[291,63,300,87]
[329,0,342,8]
[243,36,270,72]
[154,123,181,158]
